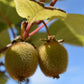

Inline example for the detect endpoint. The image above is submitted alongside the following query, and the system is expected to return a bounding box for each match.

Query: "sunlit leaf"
[48,14,84,46]
[15,0,67,23]
[64,14,84,36]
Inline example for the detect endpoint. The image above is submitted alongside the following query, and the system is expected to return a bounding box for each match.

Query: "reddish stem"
[50,0,58,6]
[0,47,8,53]
[23,22,32,39]
[0,43,12,53]
[34,20,42,25]
[28,21,49,37]
[23,0,58,39]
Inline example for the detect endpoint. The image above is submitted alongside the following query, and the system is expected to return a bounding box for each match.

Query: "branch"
[0,43,12,53]
[0,9,16,38]
[0,71,6,73]
[0,62,4,66]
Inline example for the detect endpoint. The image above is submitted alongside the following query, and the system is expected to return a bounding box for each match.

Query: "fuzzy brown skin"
[5,42,38,81]
[39,40,68,78]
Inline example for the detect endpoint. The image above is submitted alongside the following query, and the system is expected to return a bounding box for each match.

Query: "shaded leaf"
[0,23,8,32]
[45,0,51,3]
[48,14,84,46]
[0,53,4,58]
[29,32,47,48]
[15,0,67,23]
[0,29,10,49]
[0,0,22,27]
[0,72,8,84]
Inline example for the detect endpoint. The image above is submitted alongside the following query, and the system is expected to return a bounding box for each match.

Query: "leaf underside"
[49,14,84,46]
[30,14,84,47]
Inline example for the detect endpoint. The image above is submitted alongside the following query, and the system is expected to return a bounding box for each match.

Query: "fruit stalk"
[28,21,49,37]
[0,43,12,53]
[42,21,50,36]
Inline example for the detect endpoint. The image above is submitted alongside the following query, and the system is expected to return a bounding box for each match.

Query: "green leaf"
[0,72,8,84]
[0,0,22,25]
[0,23,8,32]
[0,29,10,49]
[15,0,67,23]
[0,53,4,58]
[64,14,84,36]
[45,0,51,3]
[49,14,84,46]
[29,32,47,48]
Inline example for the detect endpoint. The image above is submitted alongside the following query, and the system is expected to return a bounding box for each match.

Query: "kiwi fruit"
[5,42,38,81]
[38,38,68,78]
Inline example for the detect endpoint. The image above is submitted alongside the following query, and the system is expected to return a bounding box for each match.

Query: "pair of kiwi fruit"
[5,36,68,81]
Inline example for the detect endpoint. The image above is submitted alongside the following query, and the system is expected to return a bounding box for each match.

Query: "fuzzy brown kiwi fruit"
[5,42,38,81]
[38,38,68,78]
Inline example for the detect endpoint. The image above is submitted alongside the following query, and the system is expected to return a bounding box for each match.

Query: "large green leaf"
[0,0,22,26]
[0,23,8,32]
[48,14,84,46]
[0,29,10,49]
[64,14,84,36]
[15,0,67,23]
